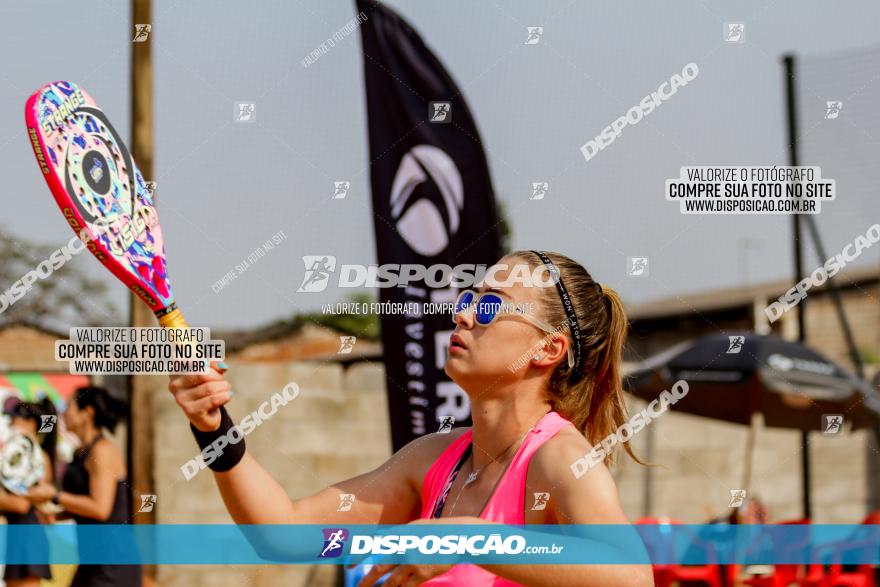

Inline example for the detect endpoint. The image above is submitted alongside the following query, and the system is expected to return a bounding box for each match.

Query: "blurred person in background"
[27,385,142,587]
[0,398,57,587]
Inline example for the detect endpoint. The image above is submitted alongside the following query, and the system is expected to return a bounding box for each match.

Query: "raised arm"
[168,368,435,526]
[211,438,425,525]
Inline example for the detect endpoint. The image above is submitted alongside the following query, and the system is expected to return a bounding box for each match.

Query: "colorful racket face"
[0,429,45,495]
[25,81,183,326]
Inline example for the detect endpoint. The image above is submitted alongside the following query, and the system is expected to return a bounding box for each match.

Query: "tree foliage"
[0,228,120,329]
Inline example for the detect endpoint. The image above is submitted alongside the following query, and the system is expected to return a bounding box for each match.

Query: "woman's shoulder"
[530,425,604,483]
[528,426,626,520]
[85,437,125,473]
[407,426,470,462]
[395,426,470,487]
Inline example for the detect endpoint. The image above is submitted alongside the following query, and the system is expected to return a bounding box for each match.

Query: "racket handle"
[157,308,204,367]
[157,307,189,329]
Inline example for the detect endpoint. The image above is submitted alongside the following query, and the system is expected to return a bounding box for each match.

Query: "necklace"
[463,425,531,487]
[445,409,550,516]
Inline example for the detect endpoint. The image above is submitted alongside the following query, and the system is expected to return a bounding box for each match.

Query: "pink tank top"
[417,410,574,586]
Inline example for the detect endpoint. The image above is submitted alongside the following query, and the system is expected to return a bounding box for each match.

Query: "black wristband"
[189,405,246,472]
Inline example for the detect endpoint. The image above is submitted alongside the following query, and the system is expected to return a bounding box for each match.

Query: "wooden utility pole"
[131,0,159,583]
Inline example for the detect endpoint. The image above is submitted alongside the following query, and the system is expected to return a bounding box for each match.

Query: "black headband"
[530,250,585,382]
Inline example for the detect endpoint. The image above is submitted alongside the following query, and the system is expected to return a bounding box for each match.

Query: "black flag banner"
[357,0,503,451]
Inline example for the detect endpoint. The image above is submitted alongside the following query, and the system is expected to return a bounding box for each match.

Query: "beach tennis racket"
[0,421,45,495]
[25,81,187,329]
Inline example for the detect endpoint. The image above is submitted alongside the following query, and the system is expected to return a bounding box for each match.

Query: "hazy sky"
[2,1,879,329]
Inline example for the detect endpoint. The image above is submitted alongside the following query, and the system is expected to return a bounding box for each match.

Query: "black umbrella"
[625,333,880,431]
[624,333,880,511]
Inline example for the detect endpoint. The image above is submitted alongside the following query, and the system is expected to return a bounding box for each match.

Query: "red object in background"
[640,514,880,587]
[814,512,880,587]
[739,519,812,587]
[0,372,89,409]
[636,517,724,587]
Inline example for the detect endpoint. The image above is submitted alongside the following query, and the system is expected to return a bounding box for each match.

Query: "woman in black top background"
[27,386,142,587]
[0,398,56,587]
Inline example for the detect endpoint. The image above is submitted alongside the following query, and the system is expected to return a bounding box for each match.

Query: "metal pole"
[783,54,812,520]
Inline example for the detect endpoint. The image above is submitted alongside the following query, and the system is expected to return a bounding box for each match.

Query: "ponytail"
[583,286,645,467]
[513,250,647,468]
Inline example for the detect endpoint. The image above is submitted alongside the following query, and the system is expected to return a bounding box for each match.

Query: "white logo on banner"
[390,145,463,257]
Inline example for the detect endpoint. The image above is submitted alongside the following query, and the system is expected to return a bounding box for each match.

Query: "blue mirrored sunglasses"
[452,289,575,368]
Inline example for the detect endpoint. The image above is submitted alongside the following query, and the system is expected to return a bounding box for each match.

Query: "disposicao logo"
[319,528,349,558]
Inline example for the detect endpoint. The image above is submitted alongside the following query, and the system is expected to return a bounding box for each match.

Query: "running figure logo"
[822,414,843,435]
[627,257,649,277]
[235,102,256,122]
[531,182,549,200]
[38,415,57,433]
[525,27,544,45]
[297,256,337,292]
[724,23,745,43]
[429,101,451,123]
[133,24,151,42]
[337,494,356,512]
[824,101,843,119]
[437,416,456,433]
[728,489,747,508]
[726,336,745,354]
[138,494,157,513]
[333,181,351,199]
[531,492,550,510]
[338,336,356,354]
[319,528,349,558]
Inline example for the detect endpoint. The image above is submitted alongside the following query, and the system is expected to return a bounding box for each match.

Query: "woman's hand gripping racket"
[25,80,186,330]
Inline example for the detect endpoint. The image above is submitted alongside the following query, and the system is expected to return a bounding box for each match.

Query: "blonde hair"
[511,250,644,468]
